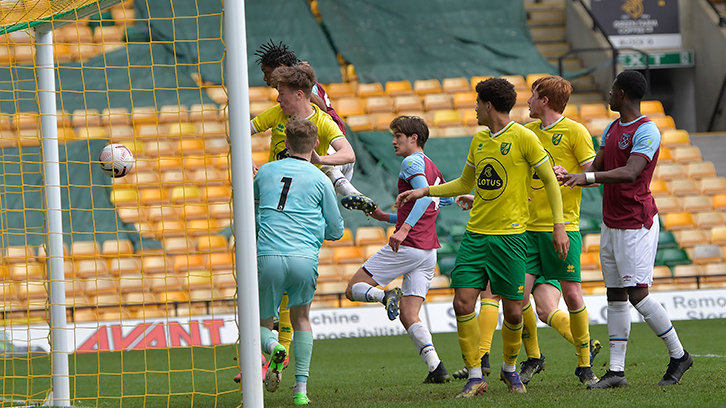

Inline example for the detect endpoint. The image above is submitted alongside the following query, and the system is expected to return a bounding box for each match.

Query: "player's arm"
[534,160,569,259]
[396,162,475,207]
[312,131,355,166]
[321,180,345,241]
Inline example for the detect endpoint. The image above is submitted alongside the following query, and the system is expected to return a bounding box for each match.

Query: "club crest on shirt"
[500,142,511,155]
[618,133,632,150]
[552,133,563,145]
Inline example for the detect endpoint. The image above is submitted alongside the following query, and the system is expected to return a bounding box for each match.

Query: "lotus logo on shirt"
[476,158,507,201]
[500,142,511,155]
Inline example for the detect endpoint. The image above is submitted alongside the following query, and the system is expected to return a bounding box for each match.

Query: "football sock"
[350,282,385,303]
[501,362,516,373]
[456,312,481,369]
[478,298,499,356]
[607,301,631,372]
[293,382,307,395]
[407,321,441,372]
[468,366,483,379]
[501,320,523,367]
[322,166,361,196]
[547,309,574,345]
[521,302,541,359]
[569,305,591,367]
[634,295,685,359]
[293,330,313,381]
[260,326,279,355]
[278,294,293,352]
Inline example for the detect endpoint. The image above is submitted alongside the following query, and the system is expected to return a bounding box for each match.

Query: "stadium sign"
[2,288,725,351]
[619,50,694,69]
[591,0,682,50]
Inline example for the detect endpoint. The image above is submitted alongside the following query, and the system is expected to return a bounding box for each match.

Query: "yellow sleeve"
[318,115,345,147]
[572,122,596,166]
[428,162,476,197]
[251,105,279,133]
[534,163,565,224]
[522,128,548,168]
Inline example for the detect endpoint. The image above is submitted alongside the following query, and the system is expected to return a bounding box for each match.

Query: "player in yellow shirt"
[396,78,568,397]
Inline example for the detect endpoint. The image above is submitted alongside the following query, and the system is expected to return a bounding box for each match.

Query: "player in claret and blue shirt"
[344,115,454,384]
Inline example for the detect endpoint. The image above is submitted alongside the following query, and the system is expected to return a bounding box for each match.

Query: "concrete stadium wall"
[689,1,726,132]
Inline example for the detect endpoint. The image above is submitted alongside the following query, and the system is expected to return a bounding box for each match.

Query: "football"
[98,143,134,178]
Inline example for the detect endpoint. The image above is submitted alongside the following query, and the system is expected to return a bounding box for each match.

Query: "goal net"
[0,0,242,406]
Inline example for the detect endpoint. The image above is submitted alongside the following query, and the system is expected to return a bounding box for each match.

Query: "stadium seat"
[385,80,414,96]
[250,101,275,116]
[650,115,676,131]
[579,103,608,121]
[170,185,202,204]
[146,205,180,223]
[681,195,712,213]
[4,246,36,264]
[203,185,232,202]
[433,110,462,127]
[136,124,165,140]
[699,177,726,195]
[333,247,364,264]
[686,161,717,179]
[195,121,226,138]
[580,252,600,270]
[691,244,723,264]
[469,76,492,89]
[101,239,134,257]
[413,79,442,95]
[117,274,147,295]
[157,157,185,172]
[317,264,342,283]
[658,146,673,163]
[160,170,187,186]
[100,107,131,126]
[346,115,375,132]
[318,247,334,265]
[525,73,548,89]
[694,211,725,229]
[660,129,690,148]
[76,126,108,140]
[649,179,669,197]
[365,96,394,113]
[204,252,234,271]
[674,229,709,248]
[109,258,142,276]
[442,77,470,94]
[117,207,144,224]
[374,112,397,131]
[71,241,101,260]
[711,226,726,245]
[154,219,187,238]
[188,218,220,236]
[144,140,175,157]
[441,126,474,138]
[208,202,232,220]
[334,97,365,118]
[17,281,47,301]
[658,231,678,249]
[159,104,189,123]
[162,237,195,254]
[453,92,477,110]
[354,226,386,246]
[655,248,690,267]
[579,217,601,235]
[640,100,665,116]
[668,179,699,196]
[84,277,118,298]
[184,155,215,171]
[356,82,386,98]
[585,118,612,136]
[562,104,579,120]
[653,265,673,282]
[663,212,695,230]
[500,75,526,90]
[654,196,682,214]
[131,106,158,125]
[9,263,44,280]
[653,163,686,180]
[393,95,423,112]
[140,188,170,206]
[325,228,353,247]
[671,146,702,163]
[363,244,384,259]
[169,123,198,139]
[173,254,205,274]
[583,234,601,252]
[704,263,726,286]
[325,82,356,99]
[196,235,228,253]
[515,89,532,107]
[712,194,726,211]
[448,224,467,242]
[248,87,269,103]
[424,93,453,111]
[461,110,478,126]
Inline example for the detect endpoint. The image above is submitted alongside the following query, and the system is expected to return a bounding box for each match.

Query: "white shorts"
[325,146,355,181]
[600,214,659,288]
[362,244,436,298]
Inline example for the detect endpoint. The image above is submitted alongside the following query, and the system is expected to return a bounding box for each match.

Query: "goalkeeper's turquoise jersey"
[254,156,344,260]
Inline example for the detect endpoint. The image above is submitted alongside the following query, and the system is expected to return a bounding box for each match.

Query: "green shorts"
[258,255,318,319]
[526,230,582,283]
[532,274,561,292]
[451,231,527,300]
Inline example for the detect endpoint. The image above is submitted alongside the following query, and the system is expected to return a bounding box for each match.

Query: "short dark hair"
[389,115,429,148]
[614,70,647,101]
[475,78,517,113]
[531,76,572,114]
[271,65,317,98]
[285,117,318,154]
[254,39,300,68]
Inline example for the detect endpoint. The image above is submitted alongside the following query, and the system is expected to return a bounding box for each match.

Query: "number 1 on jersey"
[277,177,293,210]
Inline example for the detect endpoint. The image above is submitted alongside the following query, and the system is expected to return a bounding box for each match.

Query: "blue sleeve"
[400,154,426,181]
[403,175,434,227]
[631,121,661,161]
[388,213,398,224]
[321,178,345,241]
[439,196,454,206]
[599,121,615,149]
[253,175,261,233]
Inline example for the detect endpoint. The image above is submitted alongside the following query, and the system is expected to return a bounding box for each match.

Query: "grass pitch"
[2,319,725,407]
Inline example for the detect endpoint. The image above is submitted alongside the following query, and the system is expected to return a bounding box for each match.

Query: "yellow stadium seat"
[100,107,130,126]
[140,188,170,206]
[442,77,470,94]
[325,82,356,99]
[71,241,100,259]
[160,170,187,187]
[658,146,672,163]
[385,80,413,96]
[196,235,228,253]
[168,123,198,139]
[318,247,334,265]
[117,274,146,294]
[109,258,142,276]
[250,101,275,116]
[433,110,462,127]
[453,92,477,110]
[162,237,195,254]
[141,255,172,275]
[317,264,342,283]
[669,179,700,196]
[711,226,726,245]
[583,234,601,252]
[184,155,215,171]
[393,95,423,112]
[179,204,207,221]
[700,177,726,195]
[663,212,695,230]
[188,218,220,236]
[649,179,669,197]
[713,194,726,211]
[579,103,608,121]
[374,112,397,130]
[562,104,579,120]
[674,229,709,248]
[154,219,187,238]
[208,203,232,220]
[205,252,234,271]
[5,246,36,264]
[356,82,386,98]
[640,100,665,116]
[424,93,453,111]
[515,89,532,107]
[585,118,612,136]
[346,115,375,132]
[248,87,269,103]
[10,263,44,280]
[441,126,474,138]
[651,115,676,131]
[525,73,548,88]
[354,226,386,246]
[671,146,702,163]
[654,196,682,214]
[470,76,492,89]
[146,205,180,223]
[413,79,442,95]
[325,228,354,247]
[500,75,526,90]
[203,185,232,202]
[686,161,717,179]
[157,157,185,172]
[173,254,205,274]
[170,185,202,204]
[333,97,365,118]
[365,96,394,114]
[333,246,365,264]
[462,110,478,126]
[681,195,712,213]
[159,104,189,123]
[102,239,134,257]
[661,129,690,147]
[195,121,226,137]
[131,106,158,125]
[17,281,47,301]
[144,140,175,157]
[580,252,600,270]
[694,212,725,229]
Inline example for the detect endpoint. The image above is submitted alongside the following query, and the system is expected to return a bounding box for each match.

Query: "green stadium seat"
[657,231,678,249]
[448,224,467,242]
[437,241,457,256]
[437,255,457,277]
[579,217,601,235]
[655,248,691,267]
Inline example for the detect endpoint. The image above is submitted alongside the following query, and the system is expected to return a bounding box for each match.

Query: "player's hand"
[559,172,587,189]
[552,223,569,260]
[366,207,389,222]
[252,162,259,176]
[552,165,567,179]
[389,224,411,253]
[395,187,428,208]
[310,151,323,165]
[455,194,474,211]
